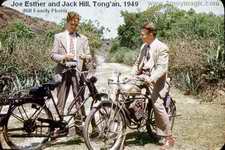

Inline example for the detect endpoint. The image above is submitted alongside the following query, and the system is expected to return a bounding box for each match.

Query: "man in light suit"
[133,22,175,148]
[51,11,91,135]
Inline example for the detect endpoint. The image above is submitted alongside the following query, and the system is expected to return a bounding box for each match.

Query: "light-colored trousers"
[134,73,171,136]
[151,87,171,137]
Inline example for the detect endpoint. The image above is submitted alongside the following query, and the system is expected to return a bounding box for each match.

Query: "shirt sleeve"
[149,46,169,83]
[50,34,65,63]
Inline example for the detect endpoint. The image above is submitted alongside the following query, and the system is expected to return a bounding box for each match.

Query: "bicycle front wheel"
[84,101,126,150]
[3,100,53,150]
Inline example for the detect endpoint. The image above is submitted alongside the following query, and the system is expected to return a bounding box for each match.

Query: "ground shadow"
[43,136,84,148]
[125,131,158,146]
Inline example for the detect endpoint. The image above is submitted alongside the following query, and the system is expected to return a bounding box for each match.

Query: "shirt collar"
[65,30,80,37]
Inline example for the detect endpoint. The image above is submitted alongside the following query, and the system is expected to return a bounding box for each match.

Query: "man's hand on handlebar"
[137,74,155,85]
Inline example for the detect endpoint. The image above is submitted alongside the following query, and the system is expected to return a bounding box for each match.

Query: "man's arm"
[80,37,91,60]
[50,35,66,64]
[149,46,169,83]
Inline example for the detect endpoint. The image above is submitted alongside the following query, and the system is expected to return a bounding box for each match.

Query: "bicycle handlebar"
[107,78,131,85]
[61,61,90,75]
[107,73,154,92]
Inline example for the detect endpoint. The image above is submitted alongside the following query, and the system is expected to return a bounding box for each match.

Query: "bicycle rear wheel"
[3,100,53,150]
[83,101,126,150]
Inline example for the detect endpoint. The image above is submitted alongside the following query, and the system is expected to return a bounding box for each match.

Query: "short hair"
[66,11,80,22]
[142,22,157,36]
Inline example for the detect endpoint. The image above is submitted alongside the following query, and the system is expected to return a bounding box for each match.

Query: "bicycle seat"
[29,80,58,97]
[29,86,49,97]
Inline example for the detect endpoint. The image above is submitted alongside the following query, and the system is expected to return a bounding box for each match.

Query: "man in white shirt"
[51,11,91,135]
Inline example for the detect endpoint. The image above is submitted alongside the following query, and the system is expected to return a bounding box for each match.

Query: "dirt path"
[45,63,225,150]
[1,62,225,150]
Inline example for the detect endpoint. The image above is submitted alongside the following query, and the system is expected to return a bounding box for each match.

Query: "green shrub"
[0,19,103,92]
[109,46,137,65]
[109,4,224,97]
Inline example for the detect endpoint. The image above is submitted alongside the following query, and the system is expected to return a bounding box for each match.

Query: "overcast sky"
[3,0,224,38]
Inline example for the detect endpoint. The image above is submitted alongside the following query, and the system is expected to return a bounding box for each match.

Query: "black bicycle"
[0,65,108,150]
[83,73,176,150]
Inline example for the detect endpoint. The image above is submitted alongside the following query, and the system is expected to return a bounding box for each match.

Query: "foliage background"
[0,19,104,93]
[0,4,224,101]
[108,4,224,100]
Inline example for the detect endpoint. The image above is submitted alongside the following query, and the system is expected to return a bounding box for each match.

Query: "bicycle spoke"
[11,113,24,122]
[95,117,106,126]
[95,107,112,127]
[7,127,24,132]
[32,105,46,120]
[29,106,42,120]
[21,105,29,119]
[100,107,110,117]
[108,109,119,126]
[17,107,25,120]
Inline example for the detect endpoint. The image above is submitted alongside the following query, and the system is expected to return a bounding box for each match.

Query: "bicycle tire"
[3,100,53,150]
[83,101,126,150]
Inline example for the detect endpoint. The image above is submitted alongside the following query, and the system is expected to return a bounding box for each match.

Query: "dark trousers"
[56,70,85,118]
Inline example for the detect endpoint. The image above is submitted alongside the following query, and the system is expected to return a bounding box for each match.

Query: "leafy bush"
[108,39,138,65]
[109,47,137,65]
[108,4,224,97]
[0,19,103,92]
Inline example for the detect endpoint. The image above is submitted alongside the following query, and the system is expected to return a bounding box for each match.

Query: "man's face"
[67,17,79,33]
[140,29,153,44]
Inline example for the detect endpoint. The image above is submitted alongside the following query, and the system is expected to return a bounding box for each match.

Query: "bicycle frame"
[114,88,153,129]
[40,67,100,130]
[107,74,154,129]
[0,66,100,133]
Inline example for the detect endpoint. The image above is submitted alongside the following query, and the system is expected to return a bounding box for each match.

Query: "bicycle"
[0,64,108,150]
[83,72,176,150]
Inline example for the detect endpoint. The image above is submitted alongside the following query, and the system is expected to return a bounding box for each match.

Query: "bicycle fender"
[92,100,112,108]
[95,93,108,100]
